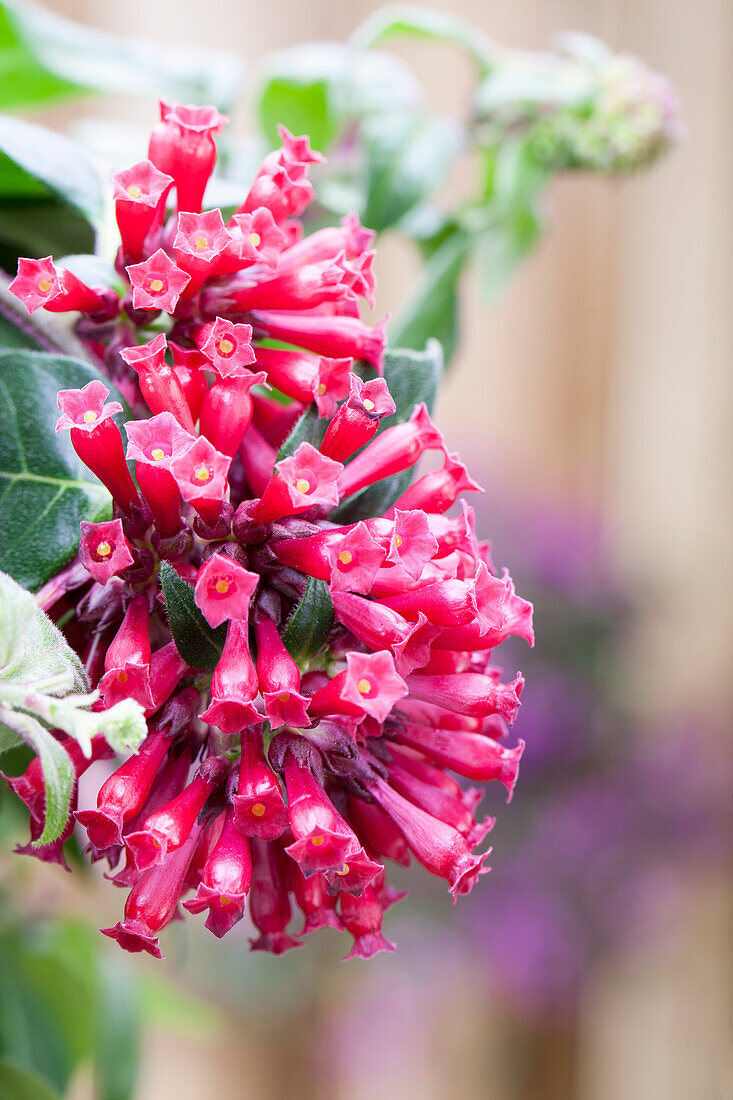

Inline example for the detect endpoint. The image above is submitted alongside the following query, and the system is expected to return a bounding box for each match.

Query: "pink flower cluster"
[7,103,532,960]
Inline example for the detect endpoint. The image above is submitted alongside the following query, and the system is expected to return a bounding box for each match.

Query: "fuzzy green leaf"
[281,577,334,661]
[159,562,226,672]
[0,1060,61,1100]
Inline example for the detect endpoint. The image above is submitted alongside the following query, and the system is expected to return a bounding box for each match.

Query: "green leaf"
[389,229,469,364]
[351,5,497,75]
[361,111,463,233]
[332,341,443,522]
[258,45,339,152]
[0,115,103,228]
[0,350,123,591]
[281,576,334,661]
[159,562,226,672]
[0,1059,61,1100]
[0,570,88,693]
[0,708,74,845]
[276,405,328,462]
[0,0,242,112]
[0,201,95,271]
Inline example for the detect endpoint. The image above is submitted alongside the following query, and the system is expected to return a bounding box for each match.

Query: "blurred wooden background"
[37,0,730,1097]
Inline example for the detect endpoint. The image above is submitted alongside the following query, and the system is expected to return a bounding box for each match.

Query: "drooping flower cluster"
[7,102,532,960]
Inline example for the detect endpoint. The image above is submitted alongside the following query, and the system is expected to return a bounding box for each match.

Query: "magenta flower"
[194,552,259,628]
[148,100,227,214]
[9,255,61,312]
[126,248,191,312]
[112,160,174,261]
[250,442,343,524]
[199,317,256,377]
[79,519,133,584]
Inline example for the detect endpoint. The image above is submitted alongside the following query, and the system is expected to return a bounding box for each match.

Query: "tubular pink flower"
[225,254,354,312]
[199,316,256,378]
[112,160,174,261]
[200,620,262,733]
[125,411,194,536]
[173,209,231,294]
[146,641,190,716]
[389,451,483,515]
[308,651,408,724]
[125,755,228,870]
[79,519,133,584]
[347,795,411,867]
[148,100,227,214]
[323,846,383,897]
[249,838,303,954]
[169,435,231,525]
[328,522,388,594]
[320,375,396,461]
[252,347,352,417]
[183,808,252,938]
[251,310,387,371]
[98,595,153,708]
[126,248,191,312]
[371,776,490,900]
[329,591,438,675]
[10,256,116,317]
[101,827,201,958]
[198,370,267,457]
[227,208,288,270]
[283,753,361,876]
[387,760,493,845]
[406,671,524,724]
[254,610,311,729]
[277,212,374,269]
[340,885,395,960]
[232,730,289,840]
[120,333,196,432]
[194,552,259,629]
[56,382,138,513]
[289,864,343,934]
[394,723,525,799]
[249,442,343,524]
[238,422,278,497]
[337,403,444,501]
[75,720,175,850]
[385,509,439,580]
